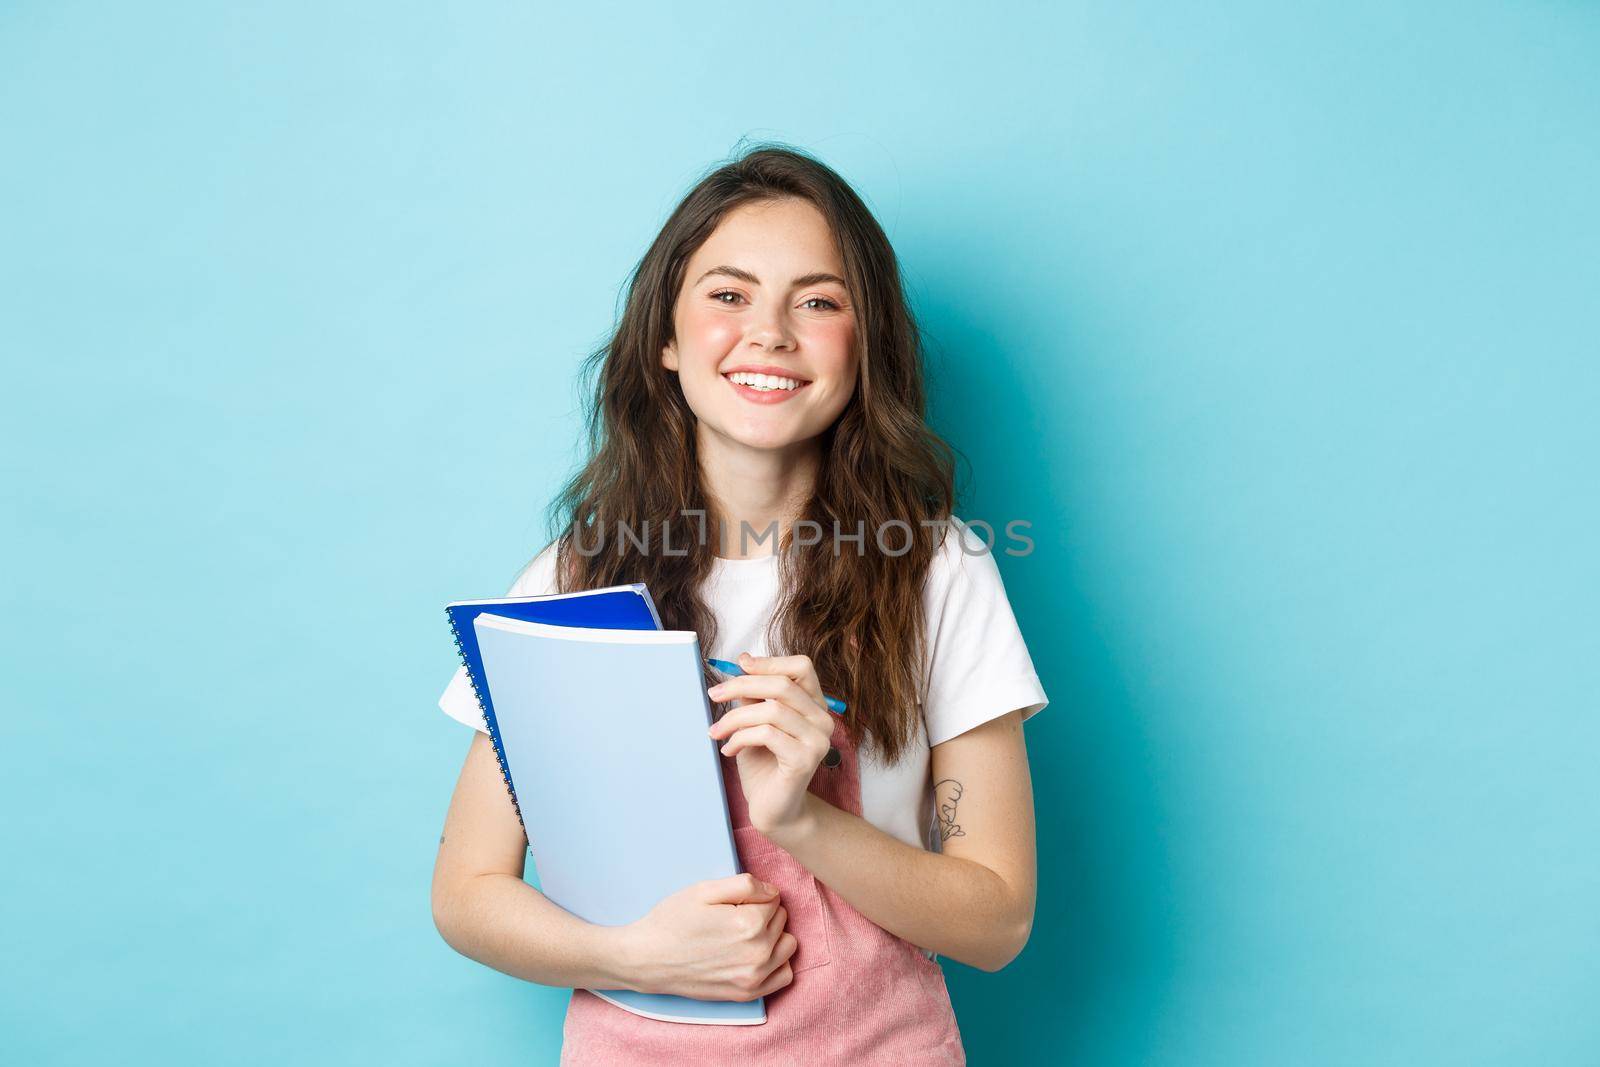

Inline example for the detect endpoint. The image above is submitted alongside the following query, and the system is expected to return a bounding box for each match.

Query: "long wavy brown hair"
[539,141,956,766]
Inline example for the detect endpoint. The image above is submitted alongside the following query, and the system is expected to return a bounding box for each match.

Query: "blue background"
[4,3,1596,1063]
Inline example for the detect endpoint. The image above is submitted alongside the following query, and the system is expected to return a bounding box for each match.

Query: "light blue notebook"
[472,612,765,1026]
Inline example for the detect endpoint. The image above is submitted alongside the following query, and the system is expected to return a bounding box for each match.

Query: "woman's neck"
[697,427,821,560]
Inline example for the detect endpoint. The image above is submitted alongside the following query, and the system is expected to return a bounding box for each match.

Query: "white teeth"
[726,371,803,391]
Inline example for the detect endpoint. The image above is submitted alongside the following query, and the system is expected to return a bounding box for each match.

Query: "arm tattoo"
[934,778,966,841]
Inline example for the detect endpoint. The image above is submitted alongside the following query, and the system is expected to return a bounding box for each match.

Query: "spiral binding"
[447,607,527,831]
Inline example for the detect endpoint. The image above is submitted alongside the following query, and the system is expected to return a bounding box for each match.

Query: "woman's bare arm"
[763,709,1037,972]
[430,731,640,990]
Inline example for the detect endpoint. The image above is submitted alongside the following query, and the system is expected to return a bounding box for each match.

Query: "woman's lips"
[722,373,811,405]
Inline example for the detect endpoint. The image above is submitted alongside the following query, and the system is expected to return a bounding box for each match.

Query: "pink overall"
[559,714,966,1064]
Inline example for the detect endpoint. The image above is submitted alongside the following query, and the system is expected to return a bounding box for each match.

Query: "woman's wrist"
[756,791,825,851]
[584,919,652,993]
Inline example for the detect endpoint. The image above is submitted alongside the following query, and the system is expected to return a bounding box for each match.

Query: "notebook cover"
[472,613,763,1026]
[446,584,663,829]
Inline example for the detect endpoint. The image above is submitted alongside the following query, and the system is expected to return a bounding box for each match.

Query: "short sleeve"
[437,543,560,731]
[919,518,1049,748]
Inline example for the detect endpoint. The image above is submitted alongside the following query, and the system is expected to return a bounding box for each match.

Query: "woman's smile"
[722,363,814,404]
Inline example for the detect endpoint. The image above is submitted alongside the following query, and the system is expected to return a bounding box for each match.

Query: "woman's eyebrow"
[693,265,848,289]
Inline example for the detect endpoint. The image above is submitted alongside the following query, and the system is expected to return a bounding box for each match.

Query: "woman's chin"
[703,417,821,456]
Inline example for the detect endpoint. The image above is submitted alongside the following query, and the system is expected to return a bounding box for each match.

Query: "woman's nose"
[746,309,796,350]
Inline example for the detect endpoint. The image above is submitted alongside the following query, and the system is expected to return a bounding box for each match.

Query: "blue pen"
[706,658,848,715]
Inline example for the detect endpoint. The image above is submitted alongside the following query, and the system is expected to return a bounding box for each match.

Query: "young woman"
[431,144,1048,1065]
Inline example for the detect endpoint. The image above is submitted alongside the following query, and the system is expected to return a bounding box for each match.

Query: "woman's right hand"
[619,873,798,1001]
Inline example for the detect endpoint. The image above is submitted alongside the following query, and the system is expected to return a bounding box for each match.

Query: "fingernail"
[707,684,724,698]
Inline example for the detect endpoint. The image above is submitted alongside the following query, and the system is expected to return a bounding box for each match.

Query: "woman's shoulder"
[922,514,1007,601]
[917,514,1049,745]
[506,539,561,597]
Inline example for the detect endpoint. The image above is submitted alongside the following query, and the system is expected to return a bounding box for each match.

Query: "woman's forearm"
[764,793,1030,972]
[432,872,640,991]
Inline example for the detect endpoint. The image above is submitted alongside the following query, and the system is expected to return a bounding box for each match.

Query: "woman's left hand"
[707,652,836,837]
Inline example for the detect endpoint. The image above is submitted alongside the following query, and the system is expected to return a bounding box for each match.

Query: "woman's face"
[662,197,858,456]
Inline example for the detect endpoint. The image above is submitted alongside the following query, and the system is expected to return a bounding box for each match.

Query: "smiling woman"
[431,143,1048,1066]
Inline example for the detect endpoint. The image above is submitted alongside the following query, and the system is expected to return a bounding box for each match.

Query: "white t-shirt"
[437,517,1048,854]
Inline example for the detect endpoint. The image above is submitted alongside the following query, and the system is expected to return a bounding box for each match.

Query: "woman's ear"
[661,340,679,372]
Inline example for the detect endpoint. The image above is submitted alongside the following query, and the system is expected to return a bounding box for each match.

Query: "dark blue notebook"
[445,583,663,829]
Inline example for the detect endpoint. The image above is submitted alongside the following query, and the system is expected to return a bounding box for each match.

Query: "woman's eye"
[709,290,841,311]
